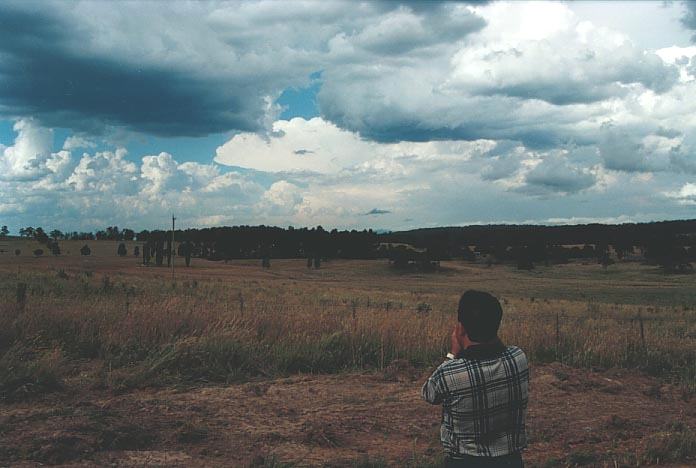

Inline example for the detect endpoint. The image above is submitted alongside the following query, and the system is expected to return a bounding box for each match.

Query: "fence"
[7,280,696,383]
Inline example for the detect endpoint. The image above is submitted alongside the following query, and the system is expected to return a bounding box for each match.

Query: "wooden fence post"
[555,311,560,362]
[638,312,646,352]
[16,282,27,312]
[380,333,385,371]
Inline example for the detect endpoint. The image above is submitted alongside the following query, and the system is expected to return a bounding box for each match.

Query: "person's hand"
[450,325,463,357]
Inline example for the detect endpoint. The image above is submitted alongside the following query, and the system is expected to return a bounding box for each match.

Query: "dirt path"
[1,364,695,467]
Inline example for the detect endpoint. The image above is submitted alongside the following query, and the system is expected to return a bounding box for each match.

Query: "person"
[422,290,529,467]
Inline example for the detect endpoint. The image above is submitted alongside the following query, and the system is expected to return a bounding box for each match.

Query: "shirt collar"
[458,338,507,360]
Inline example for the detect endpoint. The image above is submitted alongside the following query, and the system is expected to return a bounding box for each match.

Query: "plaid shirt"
[421,341,529,458]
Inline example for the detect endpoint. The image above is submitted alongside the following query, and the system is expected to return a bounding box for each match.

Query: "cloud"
[3,2,696,231]
[257,180,304,216]
[0,2,308,136]
[447,32,677,105]
[0,0,687,161]
[66,148,138,193]
[216,116,496,176]
[0,1,484,139]
[681,1,696,41]
[522,156,597,194]
[0,119,68,182]
[665,182,696,205]
[0,141,262,230]
[364,208,391,215]
[62,135,96,151]
[339,4,484,56]
[318,2,678,147]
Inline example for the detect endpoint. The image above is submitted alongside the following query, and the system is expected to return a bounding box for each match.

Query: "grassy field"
[0,240,695,465]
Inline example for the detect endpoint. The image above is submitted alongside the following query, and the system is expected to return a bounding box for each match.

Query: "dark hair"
[457,290,503,342]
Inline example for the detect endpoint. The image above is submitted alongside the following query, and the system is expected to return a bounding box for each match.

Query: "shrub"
[140,336,260,384]
[643,427,696,463]
[0,346,64,402]
[117,243,127,257]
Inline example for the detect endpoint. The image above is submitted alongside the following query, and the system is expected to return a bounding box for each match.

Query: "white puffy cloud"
[256,180,304,217]
[216,117,495,175]
[665,182,696,205]
[447,17,677,104]
[0,119,66,181]
[318,1,682,148]
[62,135,96,151]
[67,148,138,193]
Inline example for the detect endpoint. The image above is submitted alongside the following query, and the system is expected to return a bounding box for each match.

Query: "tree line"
[7,220,696,273]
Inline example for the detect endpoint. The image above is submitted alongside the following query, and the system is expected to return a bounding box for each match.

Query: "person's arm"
[421,367,445,404]
[422,325,463,405]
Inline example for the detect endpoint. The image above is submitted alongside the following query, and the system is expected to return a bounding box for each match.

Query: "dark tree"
[49,229,62,240]
[155,240,164,266]
[143,243,151,265]
[34,227,49,244]
[19,227,34,238]
[106,226,120,240]
[134,245,140,257]
[598,249,614,271]
[50,242,61,256]
[460,246,476,261]
[645,241,692,274]
[181,241,192,267]
[0,226,8,237]
[513,247,534,270]
[117,243,127,257]
[80,244,91,256]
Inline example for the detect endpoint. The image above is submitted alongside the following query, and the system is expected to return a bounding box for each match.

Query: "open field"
[1,244,695,466]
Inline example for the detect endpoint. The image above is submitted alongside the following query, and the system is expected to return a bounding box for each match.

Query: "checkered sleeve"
[421,361,448,405]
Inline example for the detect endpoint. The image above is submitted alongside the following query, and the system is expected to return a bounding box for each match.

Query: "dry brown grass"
[0,251,694,395]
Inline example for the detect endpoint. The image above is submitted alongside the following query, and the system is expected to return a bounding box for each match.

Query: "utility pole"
[171,214,176,281]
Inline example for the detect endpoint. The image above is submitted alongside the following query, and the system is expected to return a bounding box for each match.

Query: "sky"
[1,0,696,233]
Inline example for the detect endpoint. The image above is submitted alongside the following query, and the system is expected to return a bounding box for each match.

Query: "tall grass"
[0,268,694,392]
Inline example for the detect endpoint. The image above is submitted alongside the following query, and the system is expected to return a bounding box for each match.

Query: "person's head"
[457,290,503,343]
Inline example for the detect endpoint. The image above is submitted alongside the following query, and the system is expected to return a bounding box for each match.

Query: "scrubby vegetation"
[0,260,694,395]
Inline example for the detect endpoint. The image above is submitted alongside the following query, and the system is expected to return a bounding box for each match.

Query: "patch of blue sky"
[113,133,233,165]
[277,72,322,121]
[0,120,15,146]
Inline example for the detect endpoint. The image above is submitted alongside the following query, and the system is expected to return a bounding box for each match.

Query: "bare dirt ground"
[1,363,694,467]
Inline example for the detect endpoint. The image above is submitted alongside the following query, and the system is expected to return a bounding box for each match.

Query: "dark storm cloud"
[681,0,696,40]
[523,159,596,194]
[346,2,486,57]
[0,4,268,137]
[319,92,574,148]
[364,208,391,215]
[0,1,488,138]
[379,1,488,13]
